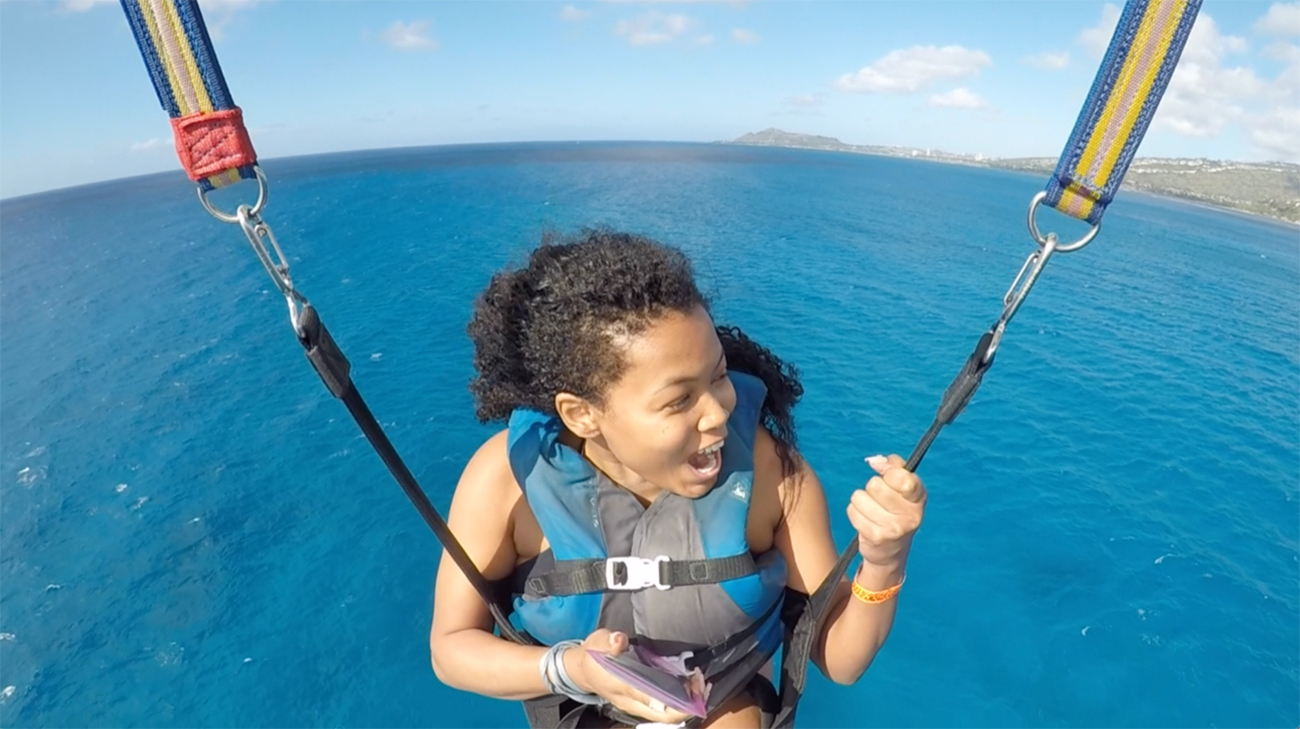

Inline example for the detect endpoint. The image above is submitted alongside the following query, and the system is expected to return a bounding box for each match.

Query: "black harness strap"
[767,328,1000,728]
[687,595,783,668]
[297,305,535,647]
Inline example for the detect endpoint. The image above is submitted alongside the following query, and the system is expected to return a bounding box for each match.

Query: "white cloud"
[561,5,589,22]
[1143,12,1299,161]
[198,0,266,40]
[784,93,823,108]
[1079,3,1121,60]
[1265,42,1300,102]
[1153,14,1259,138]
[614,11,695,45]
[130,138,166,153]
[1255,42,1300,158]
[775,93,825,117]
[199,0,265,10]
[1255,2,1300,36]
[835,45,991,94]
[59,0,114,11]
[929,87,988,110]
[382,20,437,51]
[732,28,759,44]
[1023,51,1070,70]
[694,34,715,46]
[1251,107,1300,158]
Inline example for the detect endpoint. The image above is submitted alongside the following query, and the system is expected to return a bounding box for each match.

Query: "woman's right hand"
[564,629,693,726]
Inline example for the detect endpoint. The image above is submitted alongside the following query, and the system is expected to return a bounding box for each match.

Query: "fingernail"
[866,455,888,467]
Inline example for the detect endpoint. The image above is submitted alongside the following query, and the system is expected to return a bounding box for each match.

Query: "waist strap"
[524,553,758,597]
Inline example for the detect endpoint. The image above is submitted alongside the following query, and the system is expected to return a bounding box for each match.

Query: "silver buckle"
[605,555,670,591]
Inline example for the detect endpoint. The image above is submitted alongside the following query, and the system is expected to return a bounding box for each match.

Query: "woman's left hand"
[848,454,927,570]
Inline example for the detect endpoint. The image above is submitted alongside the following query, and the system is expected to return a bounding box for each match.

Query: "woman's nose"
[698,391,729,432]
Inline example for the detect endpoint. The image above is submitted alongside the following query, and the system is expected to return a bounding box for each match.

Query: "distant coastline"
[722,128,1300,225]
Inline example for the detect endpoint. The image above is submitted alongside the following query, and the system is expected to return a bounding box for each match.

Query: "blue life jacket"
[505,371,788,715]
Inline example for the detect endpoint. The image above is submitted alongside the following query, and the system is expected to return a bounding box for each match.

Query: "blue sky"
[1,0,1296,198]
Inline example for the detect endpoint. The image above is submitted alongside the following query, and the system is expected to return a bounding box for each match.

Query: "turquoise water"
[1,143,1296,727]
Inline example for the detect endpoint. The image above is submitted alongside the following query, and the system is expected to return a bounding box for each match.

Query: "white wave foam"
[0,633,14,641]
[0,686,13,702]
[155,642,184,667]
[116,483,129,493]
[16,466,46,486]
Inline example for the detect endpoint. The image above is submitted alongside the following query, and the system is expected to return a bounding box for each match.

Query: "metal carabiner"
[236,206,307,331]
[985,234,1058,361]
[1001,233,1059,325]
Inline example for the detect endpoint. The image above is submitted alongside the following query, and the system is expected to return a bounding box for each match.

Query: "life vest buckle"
[605,555,671,591]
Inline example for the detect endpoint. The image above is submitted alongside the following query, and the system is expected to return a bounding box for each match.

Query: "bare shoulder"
[457,429,515,494]
[751,426,838,595]
[443,428,523,581]
[751,425,826,523]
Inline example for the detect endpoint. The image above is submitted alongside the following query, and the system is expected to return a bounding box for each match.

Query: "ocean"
[1,142,1296,728]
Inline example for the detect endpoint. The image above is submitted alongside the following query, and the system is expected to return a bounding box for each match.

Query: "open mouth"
[686,440,724,478]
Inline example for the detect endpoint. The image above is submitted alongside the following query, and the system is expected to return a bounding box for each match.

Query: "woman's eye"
[668,394,692,411]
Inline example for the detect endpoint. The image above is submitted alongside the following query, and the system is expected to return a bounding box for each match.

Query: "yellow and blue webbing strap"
[120,0,257,191]
[1044,0,1202,225]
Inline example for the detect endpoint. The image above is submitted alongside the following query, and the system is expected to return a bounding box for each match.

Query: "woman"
[430,229,925,728]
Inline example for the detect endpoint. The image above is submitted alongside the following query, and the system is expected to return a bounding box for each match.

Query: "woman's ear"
[554,392,601,439]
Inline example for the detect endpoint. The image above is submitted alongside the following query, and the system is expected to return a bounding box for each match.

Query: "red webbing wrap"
[169,107,257,183]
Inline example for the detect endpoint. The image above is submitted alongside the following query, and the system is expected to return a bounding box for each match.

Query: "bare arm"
[428,430,552,701]
[757,429,919,685]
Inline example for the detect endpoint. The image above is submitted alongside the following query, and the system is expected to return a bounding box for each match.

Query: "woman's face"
[586,305,737,500]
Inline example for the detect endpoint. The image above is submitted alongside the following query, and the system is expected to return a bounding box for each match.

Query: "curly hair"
[467,228,804,480]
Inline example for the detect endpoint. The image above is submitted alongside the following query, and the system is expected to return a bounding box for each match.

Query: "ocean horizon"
[7,140,1297,231]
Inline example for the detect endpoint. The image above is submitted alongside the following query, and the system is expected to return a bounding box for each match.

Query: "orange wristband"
[851,573,905,605]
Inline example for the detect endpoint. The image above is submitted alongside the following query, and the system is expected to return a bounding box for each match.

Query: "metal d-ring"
[198,166,268,224]
[1026,191,1101,253]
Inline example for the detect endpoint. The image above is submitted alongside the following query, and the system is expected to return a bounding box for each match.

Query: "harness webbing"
[525,553,759,597]
[296,307,536,647]
[1044,0,1203,224]
[121,0,256,190]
